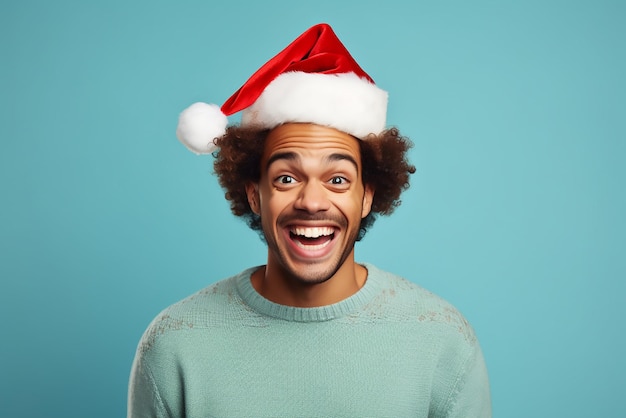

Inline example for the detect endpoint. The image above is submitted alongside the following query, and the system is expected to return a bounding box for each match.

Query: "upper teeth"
[291,226,334,238]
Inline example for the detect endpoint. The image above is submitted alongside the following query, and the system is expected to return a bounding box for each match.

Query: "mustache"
[276,212,347,227]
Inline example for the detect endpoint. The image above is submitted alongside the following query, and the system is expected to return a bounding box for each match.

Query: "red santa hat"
[176,23,388,154]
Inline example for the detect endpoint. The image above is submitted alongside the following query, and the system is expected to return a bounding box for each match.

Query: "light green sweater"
[128,264,491,417]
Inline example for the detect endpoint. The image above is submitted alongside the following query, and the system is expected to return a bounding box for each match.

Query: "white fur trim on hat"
[241,72,388,138]
[176,102,228,154]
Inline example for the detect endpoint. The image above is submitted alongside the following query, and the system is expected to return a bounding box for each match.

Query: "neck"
[251,252,367,308]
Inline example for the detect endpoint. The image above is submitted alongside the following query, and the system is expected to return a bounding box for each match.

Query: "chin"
[289,269,335,285]
[278,258,337,285]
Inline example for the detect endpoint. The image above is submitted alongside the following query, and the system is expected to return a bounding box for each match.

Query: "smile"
[289,226,335,251]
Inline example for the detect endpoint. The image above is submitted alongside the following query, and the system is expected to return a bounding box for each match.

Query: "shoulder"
[135,267,259,355]
[363,263,478,345]
[365,264,490,411]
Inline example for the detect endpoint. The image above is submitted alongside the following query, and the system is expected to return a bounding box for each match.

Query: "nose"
[293,181,331,213]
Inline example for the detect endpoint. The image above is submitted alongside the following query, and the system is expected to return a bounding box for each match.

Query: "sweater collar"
[236,263,380,322]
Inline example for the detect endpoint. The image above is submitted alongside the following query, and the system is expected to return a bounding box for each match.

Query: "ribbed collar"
[235,263,380,322]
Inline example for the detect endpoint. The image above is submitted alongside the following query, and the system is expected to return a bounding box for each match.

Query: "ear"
[361,184,375,219]
[245,183,261,214]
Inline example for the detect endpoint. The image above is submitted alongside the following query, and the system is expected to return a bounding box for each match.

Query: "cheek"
[261,189,291,217]
[336,192,367,219]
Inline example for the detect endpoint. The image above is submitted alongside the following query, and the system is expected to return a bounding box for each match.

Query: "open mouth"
[289,226,335,251]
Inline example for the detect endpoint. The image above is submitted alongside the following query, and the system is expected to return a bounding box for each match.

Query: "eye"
[329,176,348,185]
[276,175,296,184]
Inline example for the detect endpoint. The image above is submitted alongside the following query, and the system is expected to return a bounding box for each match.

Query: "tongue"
[292,234,332,246]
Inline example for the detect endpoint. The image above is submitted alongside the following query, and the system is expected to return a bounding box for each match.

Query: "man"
[128,23,491,417]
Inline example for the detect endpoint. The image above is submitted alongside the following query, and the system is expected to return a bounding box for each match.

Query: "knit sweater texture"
[128,263,491,417]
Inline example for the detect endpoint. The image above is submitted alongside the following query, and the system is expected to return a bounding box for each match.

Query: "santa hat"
[176,23,388,154]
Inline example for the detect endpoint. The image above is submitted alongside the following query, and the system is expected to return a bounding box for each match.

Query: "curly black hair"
[213,125,415,241]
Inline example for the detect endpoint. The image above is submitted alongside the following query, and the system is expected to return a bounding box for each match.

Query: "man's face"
[246,123,374,285]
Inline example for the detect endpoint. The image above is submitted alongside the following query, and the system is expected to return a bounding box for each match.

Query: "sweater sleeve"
[445,343,492,418]
[127,348,171,418]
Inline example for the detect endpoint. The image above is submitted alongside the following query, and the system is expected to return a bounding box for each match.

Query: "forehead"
[262,123,362,165]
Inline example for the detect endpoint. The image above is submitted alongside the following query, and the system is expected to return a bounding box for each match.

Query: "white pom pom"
[176,102,228,154]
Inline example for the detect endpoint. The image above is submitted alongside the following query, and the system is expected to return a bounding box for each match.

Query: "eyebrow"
[265,152,359,173]
[326,153,359,172]
[265,152,298,171]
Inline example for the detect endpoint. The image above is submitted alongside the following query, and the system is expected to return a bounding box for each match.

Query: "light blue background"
[1,1,624,417]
